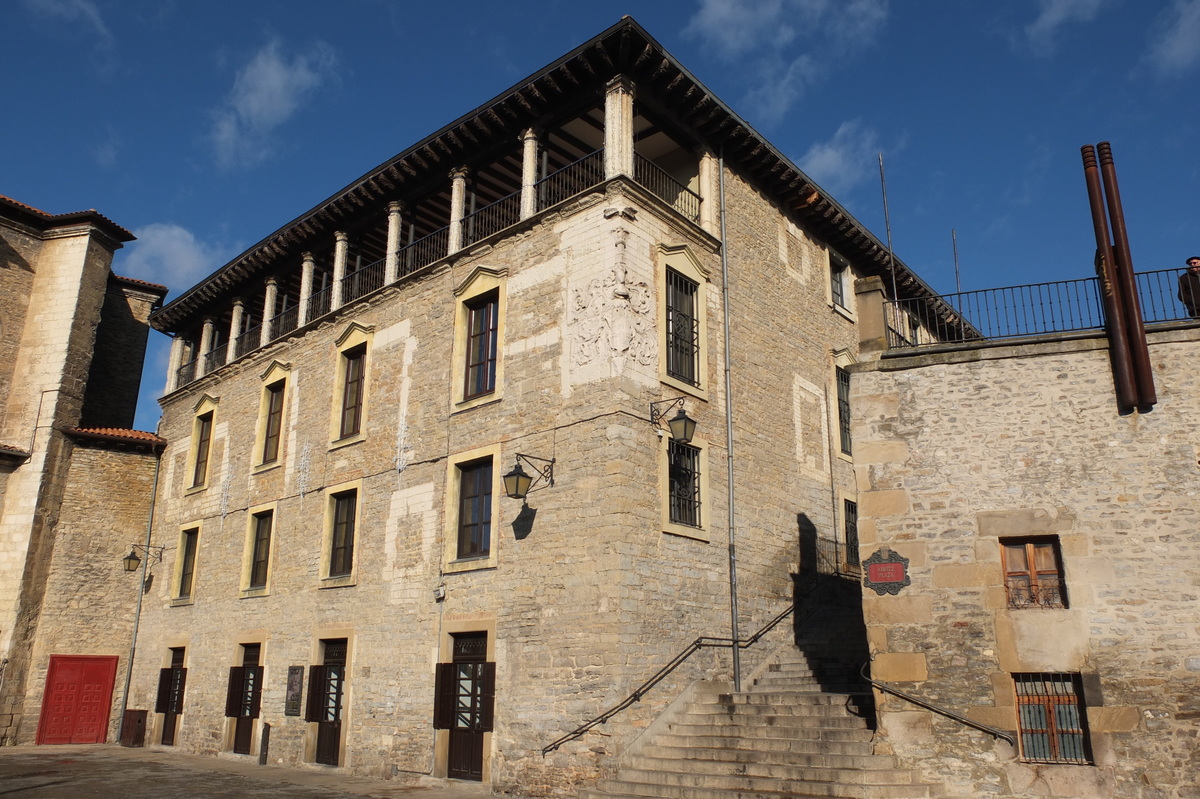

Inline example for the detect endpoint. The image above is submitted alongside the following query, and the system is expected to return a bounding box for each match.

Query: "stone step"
[663,721,875,740]
[638,743,897,770]
[591,771,938,799]
[651,732,876,756]
[676,704,873,722]
[625,754,915,784]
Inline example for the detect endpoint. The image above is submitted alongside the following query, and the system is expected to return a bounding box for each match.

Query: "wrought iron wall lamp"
[649,397,697,443]
[122,543,166,573]
[503,454,556,500]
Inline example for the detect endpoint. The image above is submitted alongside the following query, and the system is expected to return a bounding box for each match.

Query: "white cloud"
[1147,0,1200,74]
[797,120,880,196]
[684,0,888,123]
[1024,0,1113,55]
[211,39,337,170]
[21,0,113,45]
[120,223,239,297]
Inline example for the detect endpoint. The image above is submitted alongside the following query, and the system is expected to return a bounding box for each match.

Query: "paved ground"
[0,745,504,799]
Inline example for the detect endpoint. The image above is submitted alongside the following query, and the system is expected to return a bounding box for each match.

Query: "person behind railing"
[1179,256,1200,318]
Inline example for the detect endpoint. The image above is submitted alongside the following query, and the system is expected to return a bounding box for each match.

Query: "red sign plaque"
[862,549,911,595]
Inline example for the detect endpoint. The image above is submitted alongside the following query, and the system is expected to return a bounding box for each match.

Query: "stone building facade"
[851,307,1200,798]
[127,19,940,796]
[0,195,167,746]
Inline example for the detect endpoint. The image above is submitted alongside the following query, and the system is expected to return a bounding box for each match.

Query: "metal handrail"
[859,660,1015,744]
[541,595,803,756]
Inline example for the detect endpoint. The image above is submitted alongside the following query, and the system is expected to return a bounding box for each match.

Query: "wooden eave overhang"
[0,194,135,243]
[151,16,939,333]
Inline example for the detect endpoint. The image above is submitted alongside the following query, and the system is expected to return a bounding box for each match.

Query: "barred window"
[668,440,701,527]
[666,268,699,385]
[457,459,493,559]
[191,412,213,487]
[830,257,848,309]
[836,367,852,455]
[261,381,285,463]
[177,528,198,599]
[1003,538,1066,609]
[329,491,357,578]
[1014,673,1091,764]
[339,345,366,439]
[249,511,272,589]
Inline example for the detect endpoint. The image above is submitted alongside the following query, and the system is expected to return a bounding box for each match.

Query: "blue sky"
[5,0,1199,431]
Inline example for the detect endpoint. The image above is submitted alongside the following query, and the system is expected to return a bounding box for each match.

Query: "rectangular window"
[177,528,198,599]
[457,459,493,559]
[1003,538,1066,608]
[1014,673,1091,764]
[843,499,860,571]
[666,268,699,386]
[249,511,272,589]
[836,367,852,455]
[830,258,848,309]
[329,491,356,578]
[464,292,498,400]
[668,440,701,528]
[339,345,366,439]
[261,381,285,463]
[192,412,213,487]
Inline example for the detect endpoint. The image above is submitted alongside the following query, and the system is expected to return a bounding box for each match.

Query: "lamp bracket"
[649,397,686,428]
[514,453,555,493]
[129,544,167,564]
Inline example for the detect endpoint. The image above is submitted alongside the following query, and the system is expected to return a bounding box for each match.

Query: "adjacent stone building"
[851,291,1200,798]
[126,18,942,796]
[0,195,167,746]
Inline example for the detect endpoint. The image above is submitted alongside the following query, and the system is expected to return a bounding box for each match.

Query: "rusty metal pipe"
[1098,141,1156,407]
[1081,145,1136,413]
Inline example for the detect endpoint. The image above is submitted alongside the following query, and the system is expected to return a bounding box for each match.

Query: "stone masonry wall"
[852,328,1200,799]
[80,282,161,429]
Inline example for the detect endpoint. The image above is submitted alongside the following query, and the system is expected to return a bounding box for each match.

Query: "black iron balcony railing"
[270,305,300,341]
[234,324,261,359]
[398,227,450,277]
[341,258,386,305]
[887,267,1199,349]
[536,150,605,209]
[634,153,701,223]
[463,190,521,247]
[203,344,227,374]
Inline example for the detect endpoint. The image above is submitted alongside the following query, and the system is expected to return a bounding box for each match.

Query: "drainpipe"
[718,147,741,692]
[118,444,163,742]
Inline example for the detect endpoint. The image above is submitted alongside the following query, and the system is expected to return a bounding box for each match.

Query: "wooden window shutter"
[479,662,497,732]
[155,668,172,714]
[225,667,245,717]
[304,665,326,723]
[248,666,264,718]
[432,663,456,730]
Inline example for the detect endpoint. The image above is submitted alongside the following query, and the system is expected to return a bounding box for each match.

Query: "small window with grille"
[668,440,701,528]
[1014,673,1092,764]
[1002,537,1067,609]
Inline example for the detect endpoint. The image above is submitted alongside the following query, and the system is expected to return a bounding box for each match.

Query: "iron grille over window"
[668,440,701,527]
[464,292,498,400]
[1003,538,1067,609]
[192,412,213,487]
[177,529,198,599]
[836,367,852,455]
[457,460,493,559]
[666,268,699,385]
[1014,673,1091,764]
[831,259,847,309]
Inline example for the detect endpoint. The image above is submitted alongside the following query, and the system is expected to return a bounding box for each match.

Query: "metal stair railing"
[859,660,1015,744]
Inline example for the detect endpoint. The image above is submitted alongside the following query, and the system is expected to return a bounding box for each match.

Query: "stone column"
[855,275,888,357]
[199,317,215,373]
[227,299,244,364]
[384,202,403,284]
[604,76,635,180]
[699,150,718,235]
[298,252,315,326]
[260,278,278,347]
[166,335,185,393]
[332,232,348,310]
[520,128,539,220]
[448,168,468,254]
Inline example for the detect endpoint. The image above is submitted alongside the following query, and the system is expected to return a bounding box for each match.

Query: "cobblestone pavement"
[0,745,508,799]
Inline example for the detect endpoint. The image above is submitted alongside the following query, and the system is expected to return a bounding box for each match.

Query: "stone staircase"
[583,580,942,799]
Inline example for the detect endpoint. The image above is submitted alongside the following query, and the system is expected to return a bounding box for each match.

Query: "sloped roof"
[63,427,166,452]
[0,194,135,243]
[151,16,936,331]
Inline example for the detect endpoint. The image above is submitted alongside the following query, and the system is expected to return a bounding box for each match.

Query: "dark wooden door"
[306,639,346,766]
[156,648,187,746]
[439,633,493,782]
[36,655,118,744]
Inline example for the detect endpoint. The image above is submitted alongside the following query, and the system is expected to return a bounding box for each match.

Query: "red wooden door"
[37,655,118,744]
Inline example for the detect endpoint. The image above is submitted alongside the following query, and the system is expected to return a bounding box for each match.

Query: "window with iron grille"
[464,292,498,400]
[668,440,701,527]
[249,511,272,589]
[836,367,852,455]
[843,499,860,571]
[191,411,213,487]
[666,268,699,385]
[1002,537,1067,609]
[339,345,366,439]
[1014,673,1091,764]
[329,491,356,578]
[261,380,285,463]
[177,528,198,599]
[457,459,493,559]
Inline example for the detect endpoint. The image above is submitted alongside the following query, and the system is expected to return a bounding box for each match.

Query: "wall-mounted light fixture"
[502,454,555,500]
[122,544,166,573]
[649,397,697,444]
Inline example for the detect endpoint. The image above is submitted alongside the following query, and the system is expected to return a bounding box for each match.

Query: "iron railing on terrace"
[306,286,332,323]
[341,258,386,306]
[463,190,521,247]
[634,152,701,223]
[887,267,1198,349]
[536,150,605,209]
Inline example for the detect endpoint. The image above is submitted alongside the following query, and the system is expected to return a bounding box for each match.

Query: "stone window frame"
[171,523,202,606]
[320,479,362,588]
[657,244,710,400]
[443,443,502,574]
[659,432,710,542]
[253,361,291,472]
[328,323,373,449]
[186,395,219,493]
[1012,672,1093,765]
[303,629,355,766]
[828,248,856,320]
[240,501,277,598]
[451,267,507,413]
